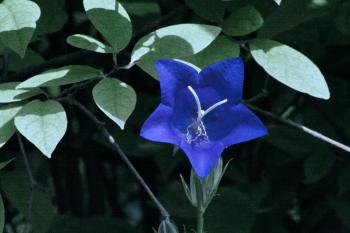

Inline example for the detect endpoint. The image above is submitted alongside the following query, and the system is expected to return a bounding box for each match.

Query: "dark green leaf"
[221,5,264,36]
[83,0,132,52]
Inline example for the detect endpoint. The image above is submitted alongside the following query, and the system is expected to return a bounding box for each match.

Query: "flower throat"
[186,86,228,144]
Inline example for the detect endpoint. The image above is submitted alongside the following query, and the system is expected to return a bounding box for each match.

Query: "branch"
[245,103,350,153]
[16,132,37,233]
[66,97,170,220]
[10,5,188,81]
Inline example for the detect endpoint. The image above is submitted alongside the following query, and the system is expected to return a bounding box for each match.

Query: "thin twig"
[16,133,37,233]
[10,5,188,81]
[245,103,350,153]
[66,98,170,219]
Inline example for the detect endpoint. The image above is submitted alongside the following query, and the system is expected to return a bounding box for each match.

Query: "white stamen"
[202,99,228,117]
[185,86,228,144]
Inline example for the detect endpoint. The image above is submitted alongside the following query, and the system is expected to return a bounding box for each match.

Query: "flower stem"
[197,207,204,233]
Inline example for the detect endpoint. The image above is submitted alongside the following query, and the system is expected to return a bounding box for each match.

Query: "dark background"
[1,0,350,232]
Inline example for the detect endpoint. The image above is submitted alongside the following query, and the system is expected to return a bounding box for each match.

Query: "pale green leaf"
[0,0,41,57]
[0,194,4,233]
[185,0,225,22]
[131,23,221,78]
[184,35,240,69]
[0,102,24,148]
[274,0,282,5]
[221,5,264,36]
[0,82,41,103]
[93,78,136,129]
[16,65,101,89]
[14,100,67,157]
[83,0,132,52]
[250,39,330,99]
[67,34,114,53]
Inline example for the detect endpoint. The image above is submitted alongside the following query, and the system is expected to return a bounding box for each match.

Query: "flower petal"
[180,141,224,178]
[221,103,268,147]
[156,59,199,107]
[140,104,180,145]
[198,57,244,104]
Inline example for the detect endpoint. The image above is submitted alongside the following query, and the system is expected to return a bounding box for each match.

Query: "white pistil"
[186,86,228,144]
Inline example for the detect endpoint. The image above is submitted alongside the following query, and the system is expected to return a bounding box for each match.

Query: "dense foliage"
[0,0,350,232]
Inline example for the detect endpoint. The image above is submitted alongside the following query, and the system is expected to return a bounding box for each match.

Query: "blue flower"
[140,58,267,178]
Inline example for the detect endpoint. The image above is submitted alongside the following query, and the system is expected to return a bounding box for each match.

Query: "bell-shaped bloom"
[140,58,267,178]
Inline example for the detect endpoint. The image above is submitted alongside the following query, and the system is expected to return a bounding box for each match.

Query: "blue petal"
[156,59,199,107]
[221,104,268,147]
[198,57,244,104]
[140,104,180,145]
[180,141,224,178]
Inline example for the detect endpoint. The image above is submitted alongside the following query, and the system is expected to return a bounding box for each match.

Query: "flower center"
[185,86,228,144]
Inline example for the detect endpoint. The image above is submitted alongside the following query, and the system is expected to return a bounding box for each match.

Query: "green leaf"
[185,0,225,22]
[8,48,44,71]
[221,5,264,36]
[33,0,68,35]
[303,151,334,183]
[250,39,330,99]
[184,35,240,69]
[16,65,101,89]
[0,82,41,103]
[67,34,114,53]
[0,0,41,57]
[274,0,282,5]
[131,24,221,78]
[0,170,56,233]
[93,78,136,129]
[119,0,160,30]
[14,100,67,157]
[0,102,24,148]
[0,194,4,233]
[259,0,333,38]
[83,0,132,52]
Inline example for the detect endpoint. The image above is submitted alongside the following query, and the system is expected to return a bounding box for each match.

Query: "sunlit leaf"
[67,34,114,53]
[16,65,101,89]
[131,23,221,78]
[93,78,137,129]
[0,102,24,148]
[250,39,330,99]
[0,0,41,57]
[15,100,67,157]
[0,82,41,103]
